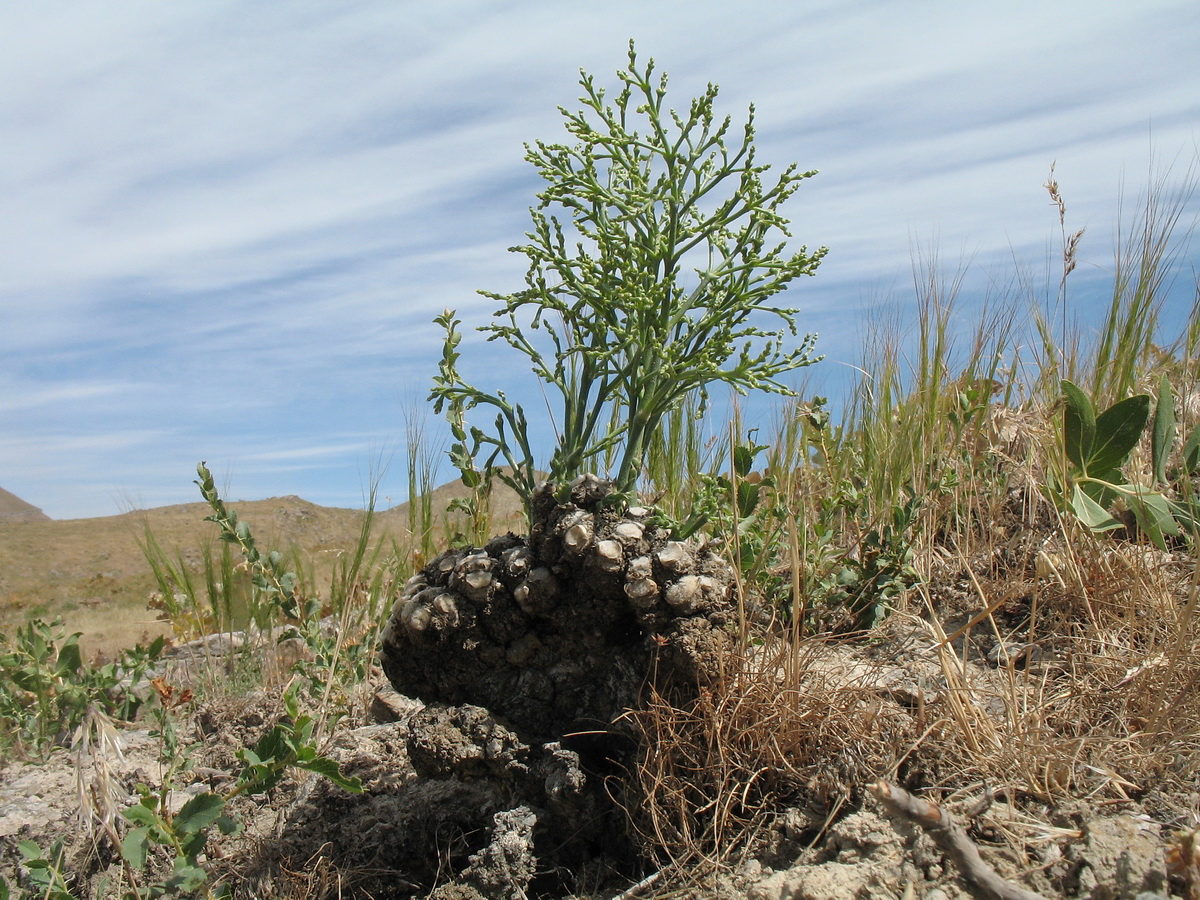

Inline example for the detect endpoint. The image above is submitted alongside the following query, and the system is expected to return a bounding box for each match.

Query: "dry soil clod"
[378,476,739,885]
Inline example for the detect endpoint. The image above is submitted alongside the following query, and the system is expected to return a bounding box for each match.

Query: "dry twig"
[870,780,1048,900]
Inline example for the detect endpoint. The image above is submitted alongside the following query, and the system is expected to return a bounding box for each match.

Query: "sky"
[1,1,1198,520]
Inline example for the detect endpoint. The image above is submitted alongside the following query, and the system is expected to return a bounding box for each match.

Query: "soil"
[0,646,1185,899]
[1,481,1196,898]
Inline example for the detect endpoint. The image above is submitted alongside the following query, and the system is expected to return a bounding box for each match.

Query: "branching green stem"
[431,42,825,508]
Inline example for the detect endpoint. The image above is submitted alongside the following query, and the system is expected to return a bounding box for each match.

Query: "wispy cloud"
[1,0,1197,518]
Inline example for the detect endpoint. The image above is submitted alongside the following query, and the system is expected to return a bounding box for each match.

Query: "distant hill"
[0,487,50,523]
[0,477,526,657]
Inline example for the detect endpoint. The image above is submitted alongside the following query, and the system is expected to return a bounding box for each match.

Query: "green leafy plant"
[0,619,164,757]
[3,678,361,900]
[192,462,389,736]
[671,431,771,542]
[1053,377,1200,547]
[194,462,306,622]
[821,491,922,631]
[117,681,361,899]
[8,838,74,900]
[232,680,363,794]
[432,42,825,508]
[120,787,242,898]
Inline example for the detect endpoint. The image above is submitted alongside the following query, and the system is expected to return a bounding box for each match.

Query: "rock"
[264,722,512,896]
[379,478,737,744]
[1066,815,1168,899]
[450,806,539,900]
[370,682,423,723]
[406,704,531,781]
[376,477,738,887]
[379,482,734,744]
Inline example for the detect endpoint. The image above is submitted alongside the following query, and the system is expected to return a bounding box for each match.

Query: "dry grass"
[625,484,1200,891]
[626,636,923,873]
[625,264,1200,890]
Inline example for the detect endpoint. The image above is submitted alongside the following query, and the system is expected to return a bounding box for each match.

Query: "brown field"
[0,480,525,659]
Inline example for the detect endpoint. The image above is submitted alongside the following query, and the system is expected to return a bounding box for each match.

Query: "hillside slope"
[0,487,50,523]
[0,477,525,657]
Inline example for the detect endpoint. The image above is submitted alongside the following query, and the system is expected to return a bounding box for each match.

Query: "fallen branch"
[608,869,663,900]
[870,780,1048,900]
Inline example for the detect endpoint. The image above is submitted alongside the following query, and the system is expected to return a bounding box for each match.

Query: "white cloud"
[1,0,1197,517]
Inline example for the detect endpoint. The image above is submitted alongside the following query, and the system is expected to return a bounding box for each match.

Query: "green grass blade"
[1152,374,1176,485]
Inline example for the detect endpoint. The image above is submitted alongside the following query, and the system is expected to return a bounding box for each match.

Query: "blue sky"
[2,1,1198,519]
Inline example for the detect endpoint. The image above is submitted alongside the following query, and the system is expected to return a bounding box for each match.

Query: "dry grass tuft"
[626,637,921,871]
[626,509,1200,883]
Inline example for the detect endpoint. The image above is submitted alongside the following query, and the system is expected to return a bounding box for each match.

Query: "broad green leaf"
[179,830,207,861]
[733,440,766,477]
[121,803,157,827]
[1079,475,1121,510]
[53,635,83,678]
[1183,420,1200,475]
[1061,380,1095,470]
[1127,488,1178,550]
[736,480,760,518]
[1070,484,1123,532]
[121,827,150,869]
[216,814,243,836]
[1089,394,1150,474]
[1170,496,1200,532]
[165,861,209,893]
[301,756,365,793]
[175,791,226,835]
[1152,375,1176,485]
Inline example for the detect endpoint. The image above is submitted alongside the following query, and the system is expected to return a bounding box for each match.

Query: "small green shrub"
[118,681,361,899]
[9,838,74,900]
[192,461,391,735]
[1051,376,1200,546]
[0,618,165,757]
[194,463,304,622]
[432,42,824,509]
[5,680,362,900]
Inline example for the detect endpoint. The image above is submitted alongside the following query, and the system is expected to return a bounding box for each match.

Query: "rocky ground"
[2,478,1197,898]
[0,650,1186,899]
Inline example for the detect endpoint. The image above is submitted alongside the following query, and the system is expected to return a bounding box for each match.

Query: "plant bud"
[402,599,431,634]
[515,567,560,614]
[628,556,653,580]
[462,570,495,598]
[624,578,659,606]
[562,512,595,555]
[613,521,644,544]
[427,592,460,628]
[501,546,532,579]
